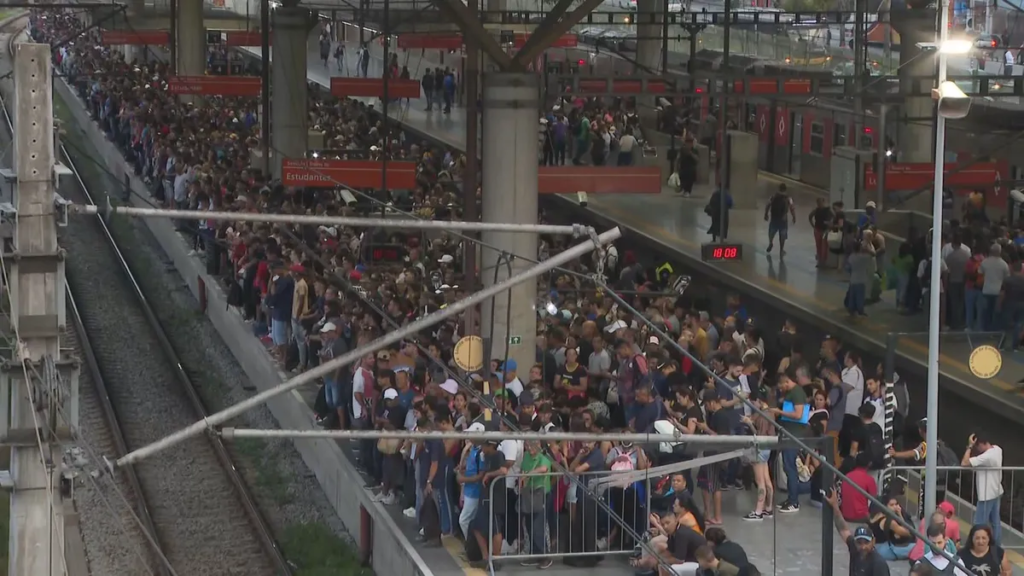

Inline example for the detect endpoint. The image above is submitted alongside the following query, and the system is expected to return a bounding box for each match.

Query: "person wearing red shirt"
[840,452,878,523]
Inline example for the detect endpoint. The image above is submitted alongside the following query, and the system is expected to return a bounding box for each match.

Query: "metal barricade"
[886,465,1024,550]
[483,468,654,566]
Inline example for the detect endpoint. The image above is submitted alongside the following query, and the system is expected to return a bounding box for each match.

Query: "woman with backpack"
[604,438,650,551]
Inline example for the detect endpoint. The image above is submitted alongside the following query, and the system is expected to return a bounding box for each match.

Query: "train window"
[833,123,847,148]
[809,122,825,156]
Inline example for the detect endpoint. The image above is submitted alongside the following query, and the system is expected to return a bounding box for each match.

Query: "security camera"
[1011,188,1024,204]
[576,191,588,208]
[932,81,972,119]
[338,188,358,207]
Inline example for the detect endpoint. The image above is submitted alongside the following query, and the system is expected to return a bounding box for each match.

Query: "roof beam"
[511,0,575,66]
[513,0,605,66]
[430,0,517,71]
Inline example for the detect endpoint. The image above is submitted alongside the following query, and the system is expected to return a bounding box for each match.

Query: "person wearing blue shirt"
[265,264,294,360]
[458,425,487,540]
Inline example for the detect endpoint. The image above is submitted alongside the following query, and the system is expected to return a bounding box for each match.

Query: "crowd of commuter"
[30,9,1018,576]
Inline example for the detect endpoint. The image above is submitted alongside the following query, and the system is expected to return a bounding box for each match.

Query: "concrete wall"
[53,76,433,576]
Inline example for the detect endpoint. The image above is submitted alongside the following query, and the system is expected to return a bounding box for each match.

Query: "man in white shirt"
[839,350,865,457]
[963,432,1004,544]
[498,359,524,398]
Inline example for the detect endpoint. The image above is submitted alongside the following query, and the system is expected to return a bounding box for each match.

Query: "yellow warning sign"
[968,345,1002,380]
[453,335,484,372]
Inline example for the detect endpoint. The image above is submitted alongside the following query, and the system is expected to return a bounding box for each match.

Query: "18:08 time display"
[701,243,743,262]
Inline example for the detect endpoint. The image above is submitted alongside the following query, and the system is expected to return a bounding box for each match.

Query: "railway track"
[0,16,292,576]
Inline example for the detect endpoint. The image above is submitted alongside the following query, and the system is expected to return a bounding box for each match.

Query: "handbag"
[377,438,402,455]
[518,486,547,514]
[668,172,681,189]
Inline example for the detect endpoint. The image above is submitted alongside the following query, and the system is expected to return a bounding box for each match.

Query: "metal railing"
[887,464,1024,550]
[484,468,655,566]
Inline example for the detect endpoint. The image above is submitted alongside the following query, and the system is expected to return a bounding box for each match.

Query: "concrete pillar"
[271,7,311,177]
[480,73,539,375]
[177,0,206,77]
[726,131,758,208]
[635,0,663,72]
[893,9,935,213]
[122,0,145,62]
[635,0,664,125]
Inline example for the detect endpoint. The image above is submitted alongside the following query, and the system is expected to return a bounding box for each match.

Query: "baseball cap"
[466,422,486,433]
[377,351,390,360]
[438,254,454,264]
[383,388,399,400]
[289,263,305,273]
[493,388,510,399]
[500,359,517,372]
[393,366,412,374]
[853,527,873,542]
[440,379,459,395]
[319,322,338,333]
[648,336,660,345]
[605,319,628,333]
[938,501,955,516]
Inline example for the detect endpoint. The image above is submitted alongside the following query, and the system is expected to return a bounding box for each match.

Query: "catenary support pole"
[75,203,594,235]
[924,0,950,518]
[8,42,68,576]
[221,428,783,445]
[114,228,622,468]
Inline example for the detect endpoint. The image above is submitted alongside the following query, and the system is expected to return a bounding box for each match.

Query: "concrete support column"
[635,0,663,72]
[635,0,663,124]
[271,7,311,177]
[123,0,145,62]
[177,0,206,77]
[480,73,539,375]
[894,10,935,213]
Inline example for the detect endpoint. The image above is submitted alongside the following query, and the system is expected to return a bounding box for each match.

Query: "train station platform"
[237,39,1024,575]
[264,38,1024,424]
[58,33,1024,576]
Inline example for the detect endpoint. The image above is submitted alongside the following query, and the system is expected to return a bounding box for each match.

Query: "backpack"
[769,194,789,221]
[609,451,636,488]
[863,422,886,470]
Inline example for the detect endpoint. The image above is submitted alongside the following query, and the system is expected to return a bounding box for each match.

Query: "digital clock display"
[701,243,743,262]
[368,244,405,263]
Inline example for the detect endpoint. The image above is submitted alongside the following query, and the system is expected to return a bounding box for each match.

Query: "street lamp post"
[922,16,973,515]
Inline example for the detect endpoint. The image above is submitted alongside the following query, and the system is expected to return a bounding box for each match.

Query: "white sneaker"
[419,528,425,536]
[596,537,608,551]
[381,493,397,505]
[403,507,416,518]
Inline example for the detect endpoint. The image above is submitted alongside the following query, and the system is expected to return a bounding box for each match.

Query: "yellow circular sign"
[969,345,1002,380]
[453,336,484,372]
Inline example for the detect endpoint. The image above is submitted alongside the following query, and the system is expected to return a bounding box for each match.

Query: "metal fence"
[887,465,1024,550]
[485,468,655,566]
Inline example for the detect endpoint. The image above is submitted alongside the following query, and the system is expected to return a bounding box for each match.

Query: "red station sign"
[224,31,269,47]
[101,30,170,45]
[281,159,418,190]
[865,162,1008,208]
[330,77,421,99]
[167,76,262,97]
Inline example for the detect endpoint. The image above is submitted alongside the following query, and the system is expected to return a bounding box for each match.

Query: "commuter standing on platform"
[359,44,370,77]
[961,432,1004,545]
[809,197,834,267]
[319,32,331,67]
[333,43,345,72]
[422,69,435,112]
[765,183,796,256]
[706,188,732,242]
